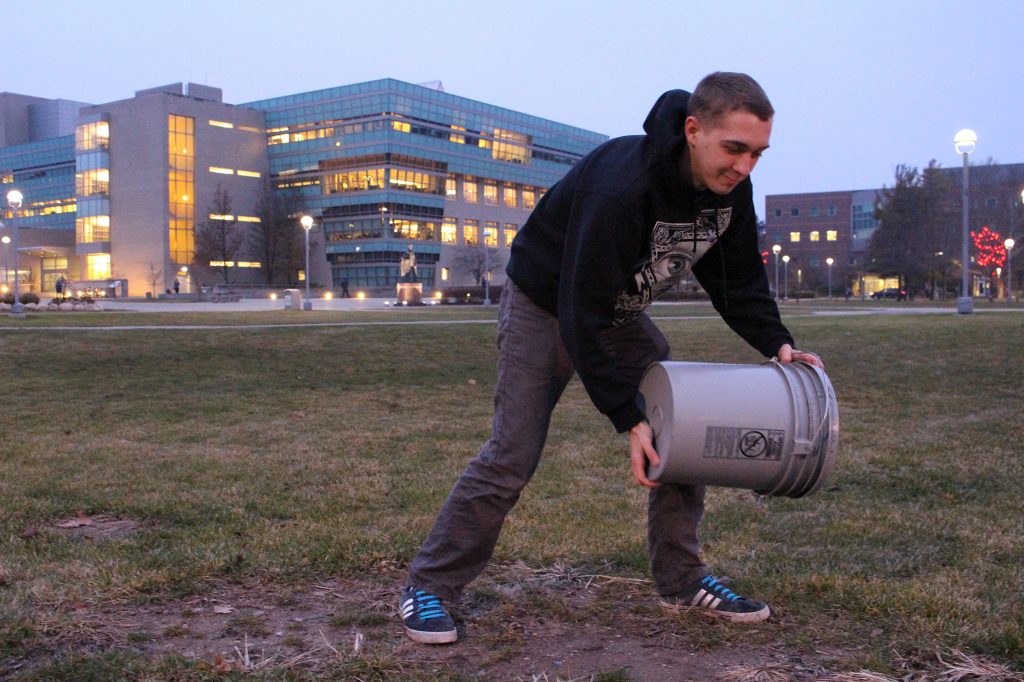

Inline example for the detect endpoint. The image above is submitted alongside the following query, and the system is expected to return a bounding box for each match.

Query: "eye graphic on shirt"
[650,250,694,281]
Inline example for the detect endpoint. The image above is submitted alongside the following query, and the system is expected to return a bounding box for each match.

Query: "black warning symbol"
[740,431,768,458]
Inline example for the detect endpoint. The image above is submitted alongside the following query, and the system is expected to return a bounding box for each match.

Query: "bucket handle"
[772,360,831,456]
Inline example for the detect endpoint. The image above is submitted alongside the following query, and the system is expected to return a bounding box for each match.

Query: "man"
[400,72,823,644]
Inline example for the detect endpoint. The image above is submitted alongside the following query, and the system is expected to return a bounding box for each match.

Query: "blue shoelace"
[413,591,448,620]
[701,576,741,601]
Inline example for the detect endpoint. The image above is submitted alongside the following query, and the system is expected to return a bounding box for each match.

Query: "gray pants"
[408,281,707,601]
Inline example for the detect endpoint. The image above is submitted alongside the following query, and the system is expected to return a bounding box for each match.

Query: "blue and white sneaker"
[660,575,770,623]
[400,587,458,644]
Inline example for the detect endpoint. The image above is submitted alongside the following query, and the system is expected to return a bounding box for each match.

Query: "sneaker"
[660,575,770,623]
[400,587,458,644]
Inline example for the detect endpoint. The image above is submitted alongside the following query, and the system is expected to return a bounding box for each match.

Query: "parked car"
[871,287,907,300]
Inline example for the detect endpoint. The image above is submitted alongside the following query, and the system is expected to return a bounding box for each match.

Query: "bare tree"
[249,181,305,286]
[145,261,163,297]
[451,244,505,286]
[194,184,246,285]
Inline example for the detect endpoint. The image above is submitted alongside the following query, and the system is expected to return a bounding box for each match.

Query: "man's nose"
[734,153,757,176]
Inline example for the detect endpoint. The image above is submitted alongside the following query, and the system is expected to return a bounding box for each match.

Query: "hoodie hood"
[642,89,691,159]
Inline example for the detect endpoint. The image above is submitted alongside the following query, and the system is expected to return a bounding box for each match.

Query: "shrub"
[19,292,40,305]
[1,293,13,305]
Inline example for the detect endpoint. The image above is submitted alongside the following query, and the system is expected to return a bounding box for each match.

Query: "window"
[791,208,800,217]
[484,221,499,247]
[503,185,517,208]
[76,168,109,196]
[523,188,536,210]
[504,223,517,246]
[168,114,195,265]
[236,170,261,178]
[810,207,819,217]
[441,218,457,244]
[209,166,234,175]
[441,267,450,281]
[464,219,479,245]
[209,120,234,129]
[86,253,111,280]
[446,175,457,197]
[463,177,478,203]
[774,208,782,217]
[76,215,109,243]
[491,128,532,164]
[809,231,820,242]
[484,182,498,206]
[790,232,801,242]
[828,206,837,216]
[826,230,839,241]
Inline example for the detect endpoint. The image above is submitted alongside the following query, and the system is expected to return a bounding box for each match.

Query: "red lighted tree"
[971,226,1006,270]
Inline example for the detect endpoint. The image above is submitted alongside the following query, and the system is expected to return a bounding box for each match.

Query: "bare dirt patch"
[5,565,838,681]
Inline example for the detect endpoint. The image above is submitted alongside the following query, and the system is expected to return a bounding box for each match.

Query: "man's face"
[685,110,772,195]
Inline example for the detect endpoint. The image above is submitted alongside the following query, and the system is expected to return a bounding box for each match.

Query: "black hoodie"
[506,89,794,433]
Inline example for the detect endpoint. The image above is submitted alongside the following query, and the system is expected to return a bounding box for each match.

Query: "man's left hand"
[777,343,824,368]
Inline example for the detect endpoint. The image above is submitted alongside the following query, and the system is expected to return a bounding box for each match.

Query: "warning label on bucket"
[703,427,784,460]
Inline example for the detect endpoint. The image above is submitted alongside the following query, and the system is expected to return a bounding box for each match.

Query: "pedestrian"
[55,275,66,300]
[399,72,824,645]
[173,278,180,294]
[341,277,350,298]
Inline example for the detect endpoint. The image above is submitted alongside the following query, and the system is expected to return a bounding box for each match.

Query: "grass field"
[1,304,1022,680]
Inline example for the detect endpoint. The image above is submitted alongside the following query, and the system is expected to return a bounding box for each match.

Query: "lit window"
[209,120,234,129]
[484,222,499,247]
[449,125,466,144]
[484,183,498,206]
[441,267,450,281]
[237,170,261,178]
[392,120,411,133]
[464,220,479,245]
[809,231,820,242]
[463,178,478,203]
[86,253,111,279]
[209,166,234,175]
[237,125,261,133]
[503,186,517,208]
[504,223,517,246]
[442,218,457,244]
[446,176,457,197]
[790,232,801,242]
[523,189,536,210]
[209,213,235,221]
[826,230,839,241]
[237,216,261,223]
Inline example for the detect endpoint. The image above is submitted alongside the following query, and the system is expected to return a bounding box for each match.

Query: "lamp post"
[782,254,790,300]
[300,214,313,311]
[1,234,10,294]
[772,244,781,300]
[954,129,977,314]
[1006,237,1016,302]
[826,257,834,299]
[5,190,25,318]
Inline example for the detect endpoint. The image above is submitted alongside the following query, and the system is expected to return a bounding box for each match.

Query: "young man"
[400,72,823,644]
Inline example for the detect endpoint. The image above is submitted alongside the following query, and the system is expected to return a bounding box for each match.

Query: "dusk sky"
[5,0,1023,216]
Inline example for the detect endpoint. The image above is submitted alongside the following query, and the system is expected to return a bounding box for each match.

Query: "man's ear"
[683,116,701,145]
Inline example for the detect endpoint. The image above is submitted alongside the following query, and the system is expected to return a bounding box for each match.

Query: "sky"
[4,0,1023,214]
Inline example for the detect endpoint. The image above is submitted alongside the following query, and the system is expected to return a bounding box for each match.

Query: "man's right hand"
[628,420,661,488]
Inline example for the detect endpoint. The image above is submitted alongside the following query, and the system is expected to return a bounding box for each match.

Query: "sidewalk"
[98,296,400,313]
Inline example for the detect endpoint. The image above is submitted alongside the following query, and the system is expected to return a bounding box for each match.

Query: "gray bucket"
[638,360,839,498]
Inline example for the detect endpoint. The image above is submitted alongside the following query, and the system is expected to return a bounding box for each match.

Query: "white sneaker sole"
[404,626,458,644]
[660,599,771,623]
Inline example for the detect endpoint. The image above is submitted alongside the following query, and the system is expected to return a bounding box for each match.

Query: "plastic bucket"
[637,360,839,498]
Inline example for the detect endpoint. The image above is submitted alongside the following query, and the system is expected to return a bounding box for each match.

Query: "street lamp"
[300,214,314,311]
[826,257,834,299]
[772,244,782,300]
[1,234,10,293]
[782,254,790,300]
[1006,237,1016,302]
[5,190,25,318]
[954,129,977,314]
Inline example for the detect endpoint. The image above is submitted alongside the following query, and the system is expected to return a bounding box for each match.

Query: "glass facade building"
[244,79,607,291]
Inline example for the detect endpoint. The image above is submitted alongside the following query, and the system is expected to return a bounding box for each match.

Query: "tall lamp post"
[5,190,25,318]
[300,214,314,311]
[826,257,834,299]
[954,129,977,314]
[772,244,782,300]
[782,254,790,300]
[1006,237,1016,302]
[1,234,10,293]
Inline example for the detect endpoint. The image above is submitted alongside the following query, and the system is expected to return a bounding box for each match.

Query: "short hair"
[689,72,774,126]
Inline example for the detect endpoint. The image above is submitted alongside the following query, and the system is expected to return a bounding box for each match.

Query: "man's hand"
[628,420,661,488]
[778,343,824,369]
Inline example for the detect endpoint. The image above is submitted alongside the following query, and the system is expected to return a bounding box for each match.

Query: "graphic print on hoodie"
[613,206,732,326]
